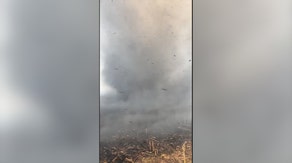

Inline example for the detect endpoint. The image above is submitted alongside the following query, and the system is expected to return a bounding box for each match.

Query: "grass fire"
[100,0,192,162]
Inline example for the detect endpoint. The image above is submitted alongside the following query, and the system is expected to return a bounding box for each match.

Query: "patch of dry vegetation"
[100,124,192,163]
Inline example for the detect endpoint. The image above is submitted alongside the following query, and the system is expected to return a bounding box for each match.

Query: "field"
[100,123,192,163]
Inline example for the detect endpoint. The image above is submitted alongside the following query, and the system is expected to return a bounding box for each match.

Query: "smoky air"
[100,0,192,138]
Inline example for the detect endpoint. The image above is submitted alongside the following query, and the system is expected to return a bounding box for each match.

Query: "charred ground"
[100,121,192,163]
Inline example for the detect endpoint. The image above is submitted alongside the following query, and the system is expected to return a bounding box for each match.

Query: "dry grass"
[100,124,192,163]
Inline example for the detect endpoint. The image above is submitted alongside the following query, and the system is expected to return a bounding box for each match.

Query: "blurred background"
[194,0,292,162]
[0,0,99,163]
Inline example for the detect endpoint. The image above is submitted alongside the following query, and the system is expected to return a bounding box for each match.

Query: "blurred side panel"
[0,0,100,163]
[194,0,292,162]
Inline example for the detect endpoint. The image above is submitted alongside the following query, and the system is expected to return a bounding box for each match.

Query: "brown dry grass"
[100,124,192,163]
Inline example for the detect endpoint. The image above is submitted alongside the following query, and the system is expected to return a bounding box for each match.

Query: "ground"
[100,123,192,163]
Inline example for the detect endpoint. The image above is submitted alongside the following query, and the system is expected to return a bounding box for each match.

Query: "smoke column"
[100,0,192,138]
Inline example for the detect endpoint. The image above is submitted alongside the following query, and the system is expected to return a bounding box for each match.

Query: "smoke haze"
[100,0,192,138]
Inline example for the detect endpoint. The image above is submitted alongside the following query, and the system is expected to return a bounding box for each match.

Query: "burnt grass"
[100,123,192,163]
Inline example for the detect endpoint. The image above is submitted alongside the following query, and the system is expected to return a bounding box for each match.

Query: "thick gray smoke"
[100,0,192,138]
[194,0,292,162]
[1,0,99,163]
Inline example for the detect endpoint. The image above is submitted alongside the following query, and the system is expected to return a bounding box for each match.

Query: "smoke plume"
[100,0,192,138]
